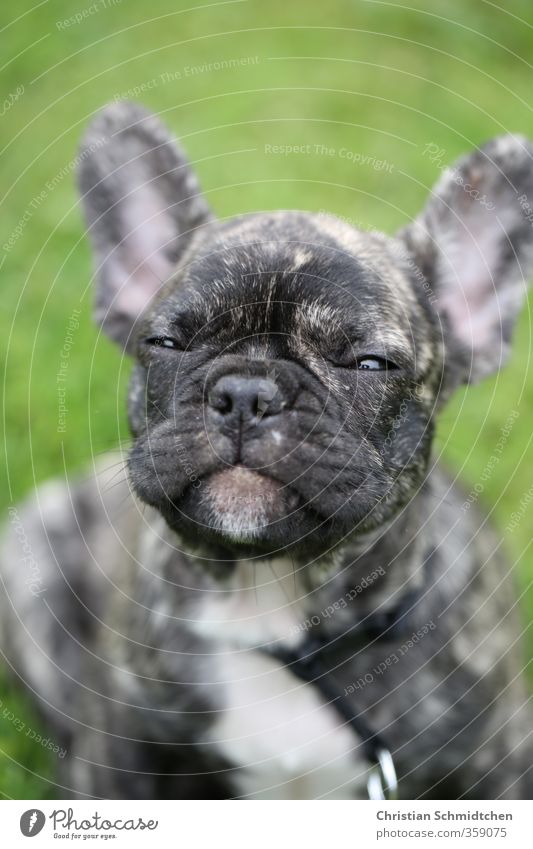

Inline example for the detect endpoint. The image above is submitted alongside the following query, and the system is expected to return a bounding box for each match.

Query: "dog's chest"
[189,560,367,799]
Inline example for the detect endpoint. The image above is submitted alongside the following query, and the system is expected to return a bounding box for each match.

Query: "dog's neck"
[139,480,432,647]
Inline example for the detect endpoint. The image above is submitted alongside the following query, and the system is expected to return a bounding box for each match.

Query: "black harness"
[263,586,422,797]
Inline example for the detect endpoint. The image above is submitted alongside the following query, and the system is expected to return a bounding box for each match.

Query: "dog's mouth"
[145,462,317,555]
[195,466,302,543]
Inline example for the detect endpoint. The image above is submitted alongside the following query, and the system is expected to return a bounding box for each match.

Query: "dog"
[1,101,532,800]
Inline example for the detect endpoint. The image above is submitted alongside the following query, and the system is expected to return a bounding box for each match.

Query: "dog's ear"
[77,102,212,351]
[399,136,533,382]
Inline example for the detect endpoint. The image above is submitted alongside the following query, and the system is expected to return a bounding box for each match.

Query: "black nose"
[207,374,283,422]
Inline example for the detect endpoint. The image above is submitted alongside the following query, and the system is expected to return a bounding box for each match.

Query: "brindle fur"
[1,103,532,799]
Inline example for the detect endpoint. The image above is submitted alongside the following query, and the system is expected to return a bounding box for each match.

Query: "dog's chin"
[202,467,300,533]
[165,467,323,556]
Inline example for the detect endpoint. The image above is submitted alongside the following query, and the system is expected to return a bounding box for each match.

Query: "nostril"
[209,390,233,415]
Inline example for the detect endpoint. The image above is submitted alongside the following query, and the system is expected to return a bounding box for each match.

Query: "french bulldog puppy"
[1,102,532,800]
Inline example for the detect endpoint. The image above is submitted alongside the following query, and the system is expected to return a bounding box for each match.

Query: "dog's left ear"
[77,101,213,351]
[399,135,533,382]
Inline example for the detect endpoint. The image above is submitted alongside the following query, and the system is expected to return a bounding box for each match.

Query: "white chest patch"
[189,559,368,799]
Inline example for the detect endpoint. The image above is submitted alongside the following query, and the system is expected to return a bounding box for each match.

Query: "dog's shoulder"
[0,454,139,720]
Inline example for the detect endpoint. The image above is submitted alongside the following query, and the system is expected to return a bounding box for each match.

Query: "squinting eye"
[145,336,181,350]
[357,356,394,371]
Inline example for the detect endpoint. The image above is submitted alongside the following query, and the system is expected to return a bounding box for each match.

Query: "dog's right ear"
[77,102,213,351]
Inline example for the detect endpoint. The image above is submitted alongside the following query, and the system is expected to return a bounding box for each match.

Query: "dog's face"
[127,212,440,555]
[78,104,533,557]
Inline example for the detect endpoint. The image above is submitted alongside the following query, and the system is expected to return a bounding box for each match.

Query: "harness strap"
[261,583,423,798]
[265,637,389,764]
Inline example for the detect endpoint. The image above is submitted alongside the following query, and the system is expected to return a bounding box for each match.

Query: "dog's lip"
[205,466,302,510]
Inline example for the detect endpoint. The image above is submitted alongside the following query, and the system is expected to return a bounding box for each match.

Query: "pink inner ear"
[113,184,179,319]
[437,220,506,350]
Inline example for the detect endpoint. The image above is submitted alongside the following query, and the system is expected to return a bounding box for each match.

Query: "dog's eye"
[145,336,181,350]
[356,356,395,371]
[328,345,399,370]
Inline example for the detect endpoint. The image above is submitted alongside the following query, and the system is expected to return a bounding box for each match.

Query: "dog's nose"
[207,374,282,422]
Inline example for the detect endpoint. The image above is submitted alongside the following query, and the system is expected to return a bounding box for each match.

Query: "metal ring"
[366,748,398,800]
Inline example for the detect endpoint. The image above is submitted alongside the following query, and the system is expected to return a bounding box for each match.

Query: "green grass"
[1,0,532,797]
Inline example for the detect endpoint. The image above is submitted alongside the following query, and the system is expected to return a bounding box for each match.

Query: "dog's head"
[78,103,533,557]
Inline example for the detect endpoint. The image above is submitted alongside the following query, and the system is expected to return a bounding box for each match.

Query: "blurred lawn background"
[1,0,532,798]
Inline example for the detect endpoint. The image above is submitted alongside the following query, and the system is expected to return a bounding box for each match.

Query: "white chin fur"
[202,467,286,540]
[202,490,272,541]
